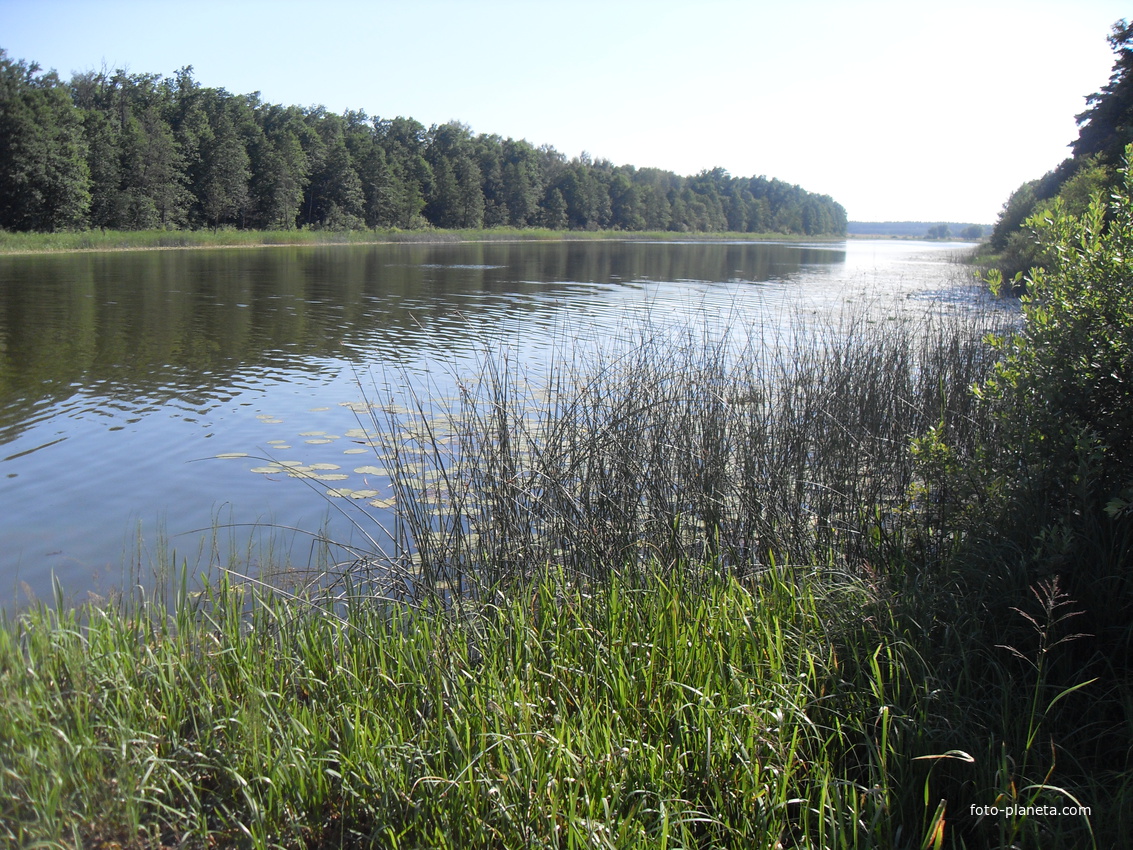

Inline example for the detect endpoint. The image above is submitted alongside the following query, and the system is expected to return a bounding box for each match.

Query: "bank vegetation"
[0,226,840,256]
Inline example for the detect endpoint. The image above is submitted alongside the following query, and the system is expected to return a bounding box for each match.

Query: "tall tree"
[343,111,394,228]
[251,130,307,229]
[636,169,674,231]
[122,104,188,228]
[1073,19,1133,165]
[198,108,251,229]
[71,69,128,229]
[303,111,365,228]
[374,117,432,228]
[501,138,543,227]
[608,168,645,230]
[0,50,90,231]
[425,122,484,229]
[79,104,127,229]
[474,134,509,227]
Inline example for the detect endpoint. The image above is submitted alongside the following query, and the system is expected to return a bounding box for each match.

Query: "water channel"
[0,238,989,604]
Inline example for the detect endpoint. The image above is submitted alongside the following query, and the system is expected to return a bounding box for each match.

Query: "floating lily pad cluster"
[220,374,737,582]
[215,401,464,512]
[248,460,348,480]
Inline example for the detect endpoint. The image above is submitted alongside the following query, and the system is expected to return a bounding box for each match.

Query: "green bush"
[977,150,1133,630]
[986,159,1115,286]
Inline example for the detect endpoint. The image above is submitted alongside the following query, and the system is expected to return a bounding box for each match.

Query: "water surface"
[0,239,984,602]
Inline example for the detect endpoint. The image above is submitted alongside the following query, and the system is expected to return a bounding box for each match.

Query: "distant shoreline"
[845,233,984,242]
[847,220,991,239]
[0,228,847,257]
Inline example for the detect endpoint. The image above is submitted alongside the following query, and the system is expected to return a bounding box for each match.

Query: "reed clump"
[0,226,817,255]
[358,310,1001,598]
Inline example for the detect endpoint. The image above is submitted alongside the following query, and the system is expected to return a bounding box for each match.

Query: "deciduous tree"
[0,51,90,231]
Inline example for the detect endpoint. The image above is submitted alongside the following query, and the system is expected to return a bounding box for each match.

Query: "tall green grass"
[1,294,1122,847]
[0,227,458,254]
[0,227,829,255]
[0,561,946,848]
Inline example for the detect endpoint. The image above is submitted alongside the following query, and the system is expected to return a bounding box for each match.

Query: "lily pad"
[339,401,376,413]
[353,465,388,475]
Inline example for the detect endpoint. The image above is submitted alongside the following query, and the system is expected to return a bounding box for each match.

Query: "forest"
[0,51,847,237]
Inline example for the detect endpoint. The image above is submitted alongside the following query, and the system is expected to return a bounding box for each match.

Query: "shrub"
[977,148,1133,634]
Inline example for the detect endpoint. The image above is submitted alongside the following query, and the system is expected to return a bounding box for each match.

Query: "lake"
[0,238,987,604]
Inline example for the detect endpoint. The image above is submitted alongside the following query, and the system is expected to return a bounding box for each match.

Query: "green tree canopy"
[0,50,90,231]
[0,47,848,237]
[1073,19,1133,166]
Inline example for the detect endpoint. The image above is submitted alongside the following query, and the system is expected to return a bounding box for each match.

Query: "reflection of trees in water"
[0,242,842,444]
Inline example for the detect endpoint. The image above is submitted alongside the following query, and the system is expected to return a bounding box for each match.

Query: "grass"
[0,561,941,848]
[0,298,1126,847]
[0,227,837,255]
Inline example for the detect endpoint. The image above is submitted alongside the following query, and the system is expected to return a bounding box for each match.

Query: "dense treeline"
[988,18,1133,275]
[0,51,846,237]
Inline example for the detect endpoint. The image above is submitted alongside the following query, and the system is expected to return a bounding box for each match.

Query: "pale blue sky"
[0,0,1127,223]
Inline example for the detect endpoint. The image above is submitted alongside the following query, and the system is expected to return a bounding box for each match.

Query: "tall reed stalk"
[353,308,1005,601]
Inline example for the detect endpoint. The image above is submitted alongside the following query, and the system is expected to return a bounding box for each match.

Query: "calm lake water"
[0,239,986,604]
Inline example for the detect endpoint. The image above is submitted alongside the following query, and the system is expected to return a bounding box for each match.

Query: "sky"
[0,0,1128,224]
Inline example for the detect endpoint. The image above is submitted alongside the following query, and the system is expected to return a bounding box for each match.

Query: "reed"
[0,227,454,254]
[0,226,835,255]
[354,307,1004,599]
